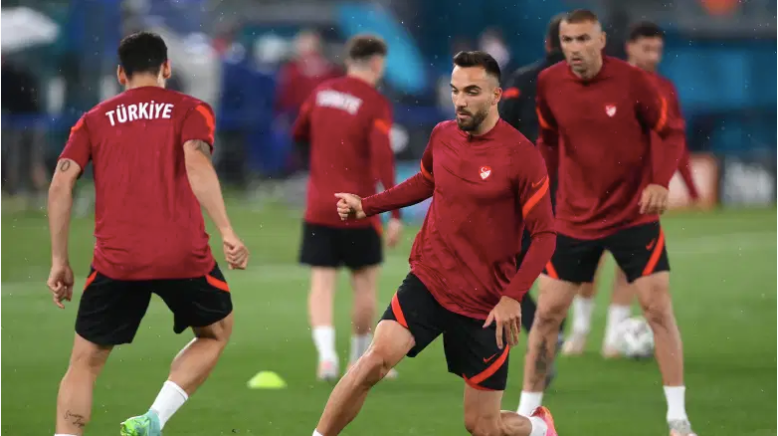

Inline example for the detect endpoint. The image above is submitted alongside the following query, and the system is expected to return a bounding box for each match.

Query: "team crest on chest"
[479,166,492,180]
[605,104,617,117]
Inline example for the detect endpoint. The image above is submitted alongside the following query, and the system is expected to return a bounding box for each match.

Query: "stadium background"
[1,0,776,435]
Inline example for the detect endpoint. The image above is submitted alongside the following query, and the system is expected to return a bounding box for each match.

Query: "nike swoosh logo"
[531,176,547,188]
[483,353,498,363]
[646,239,656,250]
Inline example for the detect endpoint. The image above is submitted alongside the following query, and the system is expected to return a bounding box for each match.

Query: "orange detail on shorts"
[642,228,665,276]
[391,292,408,328]
[373,220,384,237]
[465,345,510,388]
[545,261,559,279]
[522,176,549,217]
[374,119,391,135]
[195,104,216,143]
[536,107,552,130]
[206,274,230,292]
[420,162,434,182]
[503,87,521,99]
[654,96,668,133]
[84,271,97,289]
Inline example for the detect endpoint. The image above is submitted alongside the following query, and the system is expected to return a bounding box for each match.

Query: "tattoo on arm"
[64,410,87,428]
[190,140,212,160]
[58,160,72,172]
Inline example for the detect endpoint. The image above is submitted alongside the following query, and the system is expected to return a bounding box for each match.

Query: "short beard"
[456,109,488,132]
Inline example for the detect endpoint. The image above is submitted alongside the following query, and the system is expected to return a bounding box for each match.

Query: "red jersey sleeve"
[59,115,92,171]
[370,100,401,219]
[362,123,438,216]
[503,147,557,301]
[535,73,560,182]
[181,102,216,150]
[663,80,699,199]
[633,70,685,188]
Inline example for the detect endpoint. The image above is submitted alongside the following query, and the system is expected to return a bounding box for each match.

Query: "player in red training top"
[311,51,559,436]
[46,32,248,436]
[292,34,403,382]
[515,11,697,436]
[562,20,702,359]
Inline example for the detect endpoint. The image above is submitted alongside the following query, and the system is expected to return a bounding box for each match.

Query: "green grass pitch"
[2,201,776,435]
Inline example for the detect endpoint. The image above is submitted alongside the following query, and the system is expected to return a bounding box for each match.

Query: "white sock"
[604,304,632,348]
[572,296,595,335]
[349,333,371,363]
[313,430,324,436]
[517,391,544,417]
[528,416,549,436]
[313,326,337,363]
[150,380,189,429]
[664,385,688,421]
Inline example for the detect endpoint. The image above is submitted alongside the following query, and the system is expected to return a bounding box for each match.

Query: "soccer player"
[561,20,702,359]
[516,10,697,436]
[312,51,558,436]
[499,13,567,387]
[46,32,248,436]
[292,34,403,381]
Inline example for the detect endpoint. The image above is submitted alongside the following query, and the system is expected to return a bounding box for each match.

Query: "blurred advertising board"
[718,153,777,207]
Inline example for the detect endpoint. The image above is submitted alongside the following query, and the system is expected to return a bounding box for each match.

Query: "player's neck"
[125,75,164,90]
[471,111,500,137]
[347,70,377,87]
[575,56,603,81]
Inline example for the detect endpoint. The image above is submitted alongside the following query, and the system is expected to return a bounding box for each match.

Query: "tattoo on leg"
[531,338,550,387]
[64,410,87,429]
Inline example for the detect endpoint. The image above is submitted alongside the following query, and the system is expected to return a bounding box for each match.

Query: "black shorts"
[381,273,510,391]
[299,221,383,270]
[544,221,670,284]
[75,264,233,346]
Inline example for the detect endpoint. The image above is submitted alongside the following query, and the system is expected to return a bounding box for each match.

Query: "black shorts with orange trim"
[381,273,510,391]
[299,221,383,270]
[543,221,670,284]
[75,264,233,346]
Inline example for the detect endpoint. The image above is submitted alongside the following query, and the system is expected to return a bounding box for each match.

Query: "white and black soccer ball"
[615,316,655,359]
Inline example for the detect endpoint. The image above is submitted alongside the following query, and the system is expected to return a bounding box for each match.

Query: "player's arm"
[634,71,685,188]
[666,82,699,200]
[534,73,560,182]
[183,140,233,234]
[360,125,437,217]
[291,93,314,143]
[502,149,557,302]
[498,66,535,132]
[369,103,401,221]
[49,116,90,267]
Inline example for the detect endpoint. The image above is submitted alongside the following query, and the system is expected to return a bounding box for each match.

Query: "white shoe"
[561,332,588,356]
[317,360,339,382]
[601,343,621,359]
[669,419,697,436]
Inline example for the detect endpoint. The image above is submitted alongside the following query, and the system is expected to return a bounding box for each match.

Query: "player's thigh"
[75,268,152,346]
[462,384,506,436]
[606,221,670,283]
[536,274,580,319]
[350,264,380,295]
[380,273,445,357]
[155,264,233,336]
[299,222,341,268]
[443,313,510,391]
[68,333,113,372]
[365,319,416,370]
[339,225,383,271]
[544,233,604,284]
[632,271,672,321]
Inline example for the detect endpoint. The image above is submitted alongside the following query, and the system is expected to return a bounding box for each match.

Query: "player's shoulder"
[496,120,535,151]
[538,60,568,80]
[431,120,459,137]
[507,59,544,85]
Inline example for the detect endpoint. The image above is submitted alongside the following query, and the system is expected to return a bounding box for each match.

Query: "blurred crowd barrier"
[2,0,775,218]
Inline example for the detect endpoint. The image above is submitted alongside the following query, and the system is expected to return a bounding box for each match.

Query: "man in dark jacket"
[499,14,567,387]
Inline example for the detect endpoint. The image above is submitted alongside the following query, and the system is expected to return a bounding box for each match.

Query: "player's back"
[68,87,215,280]
[300,76,390,226]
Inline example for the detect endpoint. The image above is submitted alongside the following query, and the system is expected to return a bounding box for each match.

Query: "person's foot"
[601,342,621,359]
[561,331,587,356]
[317,360,339,382]
[530,406,558,436]
[120,410,161,436]
[669,419,698,436]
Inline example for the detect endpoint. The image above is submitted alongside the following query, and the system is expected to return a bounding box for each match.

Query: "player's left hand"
[483,296,522,349]
[47,263,74,309]
[385,218,403,248]
[222,232,249,270]
[639,184,669,215]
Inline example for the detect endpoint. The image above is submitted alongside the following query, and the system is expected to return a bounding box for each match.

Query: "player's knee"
[69,338,111,375]
[641,295,673,328]
[463,414,501,436]
[536,299,567,329]
[354,348,391,386]
[194,313,233,345]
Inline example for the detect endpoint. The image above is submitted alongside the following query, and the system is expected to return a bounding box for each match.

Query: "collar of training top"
[566,54,614,84]
[457,118,504,142]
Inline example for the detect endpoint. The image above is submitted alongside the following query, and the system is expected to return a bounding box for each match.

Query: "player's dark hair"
[546,13,566,52]
[346,34,388,61]
[628,21,664,42]
[118,32,168,78]
[452,51,501,82]
[563,9,600,25]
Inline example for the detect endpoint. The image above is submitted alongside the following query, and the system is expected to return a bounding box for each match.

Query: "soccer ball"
[615,316,654,359]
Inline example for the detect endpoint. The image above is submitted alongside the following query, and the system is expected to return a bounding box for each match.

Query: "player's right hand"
[483,296,522,349]
[47,262,74,309]
[335,193,366,220]
[639,184,669,215]
[385,218,403,248]
[222,232,249,270]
